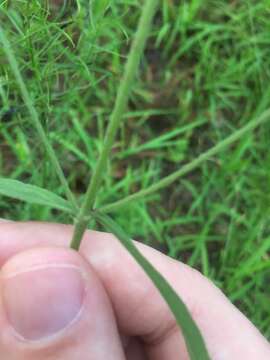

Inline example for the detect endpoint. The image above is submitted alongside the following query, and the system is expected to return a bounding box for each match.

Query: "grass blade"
[94,212,211,360]
[99,109,270,213]
[0,25,77,210]
[0,178,73,213]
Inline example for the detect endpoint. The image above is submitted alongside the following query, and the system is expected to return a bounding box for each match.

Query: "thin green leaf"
[99,108,270,213]
[92,0,111,19]
[0,178,73,213]
[94,212,211,360]
[0,24,77,210]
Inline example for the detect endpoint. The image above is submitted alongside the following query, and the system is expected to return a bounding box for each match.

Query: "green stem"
[99,109,270,213]
[70,0,159,250]
[0,26,77,210]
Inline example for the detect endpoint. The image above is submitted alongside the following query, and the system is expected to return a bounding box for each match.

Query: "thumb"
[0,247,125,360]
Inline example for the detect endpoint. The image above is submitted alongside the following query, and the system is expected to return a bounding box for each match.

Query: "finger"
[125,338,148,360]
[0,246,125,360]
[89,234,270,360]
[0,222,269,359]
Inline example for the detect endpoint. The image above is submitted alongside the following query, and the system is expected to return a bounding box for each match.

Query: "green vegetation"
[0,0,270,341]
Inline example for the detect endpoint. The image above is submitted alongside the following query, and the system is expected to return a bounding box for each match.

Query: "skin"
[0,220,269,359]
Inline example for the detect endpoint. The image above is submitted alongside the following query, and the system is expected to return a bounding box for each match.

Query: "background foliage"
[0,0,270,338]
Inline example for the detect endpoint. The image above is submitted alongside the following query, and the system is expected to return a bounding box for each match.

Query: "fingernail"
[2,264,86,341]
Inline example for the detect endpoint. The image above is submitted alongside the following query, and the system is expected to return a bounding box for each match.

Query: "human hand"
[0,221,269,359]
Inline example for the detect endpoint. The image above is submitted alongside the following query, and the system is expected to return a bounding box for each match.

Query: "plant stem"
[70,0,159,250]
[99,109,270,213]
[0,26,78,210]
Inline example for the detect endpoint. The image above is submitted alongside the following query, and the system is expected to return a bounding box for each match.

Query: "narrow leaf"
[0,178,72,213]
[99,108,270,213]
[0,24,77,210]
[94,213,211,360]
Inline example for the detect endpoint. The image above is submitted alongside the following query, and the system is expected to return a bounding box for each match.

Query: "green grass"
[0,0,270,339]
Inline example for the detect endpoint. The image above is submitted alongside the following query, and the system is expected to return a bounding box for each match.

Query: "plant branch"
[0,26,78,210]
[70,0,159,250]
[98,109,270,213]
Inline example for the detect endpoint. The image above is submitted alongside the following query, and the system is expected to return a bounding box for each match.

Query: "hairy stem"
[70,0,159,249]
[98,109,270,213]
[0,26,77,210]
